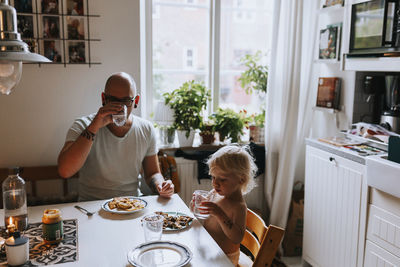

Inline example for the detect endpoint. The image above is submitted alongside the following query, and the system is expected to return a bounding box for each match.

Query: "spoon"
[74,205,94,216]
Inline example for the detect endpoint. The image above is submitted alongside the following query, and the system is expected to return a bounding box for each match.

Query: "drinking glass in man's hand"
[112,105,127,126]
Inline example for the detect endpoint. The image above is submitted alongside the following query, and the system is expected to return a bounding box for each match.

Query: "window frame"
[141,0,265,119]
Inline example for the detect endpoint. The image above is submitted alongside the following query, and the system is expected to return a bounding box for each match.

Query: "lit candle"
[7,217,16,234]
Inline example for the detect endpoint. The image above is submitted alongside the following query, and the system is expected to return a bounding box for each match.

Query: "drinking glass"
[194,190,214,219]
[112,105,127,126]
[142,213,163,242]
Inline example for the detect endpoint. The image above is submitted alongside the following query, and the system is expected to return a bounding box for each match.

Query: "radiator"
[175,157,264,211]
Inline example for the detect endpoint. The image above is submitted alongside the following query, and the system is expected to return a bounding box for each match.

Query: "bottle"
[2,167,28,231]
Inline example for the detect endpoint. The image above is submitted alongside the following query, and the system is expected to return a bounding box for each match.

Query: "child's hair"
[206,145,257,195]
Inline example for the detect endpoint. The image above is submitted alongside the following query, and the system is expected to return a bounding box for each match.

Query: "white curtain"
[264,0,318,228]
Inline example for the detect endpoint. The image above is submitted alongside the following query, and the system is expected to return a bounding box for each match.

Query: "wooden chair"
[239,209,285,267]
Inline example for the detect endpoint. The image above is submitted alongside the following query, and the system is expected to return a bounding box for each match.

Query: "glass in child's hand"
[194,190,213,219]
[142,213,163,242]
[112,105,127,126]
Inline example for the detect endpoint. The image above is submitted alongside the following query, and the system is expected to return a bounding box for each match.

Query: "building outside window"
[148,0,273,117]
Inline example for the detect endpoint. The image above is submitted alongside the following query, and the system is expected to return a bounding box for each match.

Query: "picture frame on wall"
[68,41,86,63]
[66,16,85,40]
[42,16,60,38]
[66,0,84,16]
[17,15,34,39]
[43,40,62,62]
[319,24,341,61]
[41,0,59,15]
[13,0,33,13]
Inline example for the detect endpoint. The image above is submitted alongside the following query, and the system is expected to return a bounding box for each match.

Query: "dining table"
[0,194,233,266]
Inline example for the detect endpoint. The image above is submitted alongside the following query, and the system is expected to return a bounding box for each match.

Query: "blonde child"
[191,145,257,266]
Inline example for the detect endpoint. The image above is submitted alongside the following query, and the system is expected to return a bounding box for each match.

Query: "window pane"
[152,0,210,107]
[219,0,273,115]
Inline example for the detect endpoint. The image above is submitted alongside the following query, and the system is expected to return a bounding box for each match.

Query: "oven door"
[350,0,399,55]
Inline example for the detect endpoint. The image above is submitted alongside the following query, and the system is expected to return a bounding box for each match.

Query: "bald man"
[58,72,174,201]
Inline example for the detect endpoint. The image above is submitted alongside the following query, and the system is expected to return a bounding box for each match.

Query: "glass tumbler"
[112,105,127,126]
[193,190,214,219]
[142,213,164,242]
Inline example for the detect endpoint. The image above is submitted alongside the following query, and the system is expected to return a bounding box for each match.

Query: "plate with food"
[155,211,193,231]
[101,196,147,214]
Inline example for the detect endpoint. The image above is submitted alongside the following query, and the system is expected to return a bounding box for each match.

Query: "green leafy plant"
[238,50,268,94]
[211,108,250,143]
[251,108,265,128]
[163,80,211,137]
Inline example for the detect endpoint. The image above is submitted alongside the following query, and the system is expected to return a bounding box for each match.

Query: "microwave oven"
[349,0,400,56]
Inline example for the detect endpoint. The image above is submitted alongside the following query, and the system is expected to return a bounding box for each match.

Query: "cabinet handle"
[329,157,335,162]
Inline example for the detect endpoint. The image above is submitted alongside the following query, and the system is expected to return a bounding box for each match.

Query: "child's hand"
[200,201,224,218]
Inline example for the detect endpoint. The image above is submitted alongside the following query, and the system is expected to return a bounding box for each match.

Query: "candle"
[7,217,16,235]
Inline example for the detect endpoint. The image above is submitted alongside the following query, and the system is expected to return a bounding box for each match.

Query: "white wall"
[0,0,141,168]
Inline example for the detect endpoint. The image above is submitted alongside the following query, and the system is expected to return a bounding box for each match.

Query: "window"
[233,0,256,23]
[145,0,273,118]
[184,47,197,68]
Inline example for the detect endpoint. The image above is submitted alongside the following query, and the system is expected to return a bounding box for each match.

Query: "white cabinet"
[364,189,400,267]
[303,145,368,267]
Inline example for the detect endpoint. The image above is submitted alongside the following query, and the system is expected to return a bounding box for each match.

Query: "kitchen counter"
[306,138,369,165]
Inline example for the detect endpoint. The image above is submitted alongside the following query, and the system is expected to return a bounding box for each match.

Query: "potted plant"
[163,80,211,146]
[154,123,176,146]
[249,108,265,143]
[211,108,250,143]
[199,120,216,145]
[238,50,268,95]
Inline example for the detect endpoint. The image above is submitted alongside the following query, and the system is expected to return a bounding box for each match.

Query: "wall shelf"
[312,106,339,114]
[318,4,344,15]
[344,56,400,72]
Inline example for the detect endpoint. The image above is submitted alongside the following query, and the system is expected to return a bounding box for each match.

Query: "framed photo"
[67,41,86,63]
[316,77,341,110]
[66,0,84,15]
[319,24,341,60]
[66,16,85,40]
[17,15,34,39]
[13,0,33,13]
[42,16,60,38]
[43,40,62,62]
[24,39,38,53]
[41,0,59,14]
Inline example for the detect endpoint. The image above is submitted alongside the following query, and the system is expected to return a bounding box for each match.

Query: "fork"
[74,205,94,216]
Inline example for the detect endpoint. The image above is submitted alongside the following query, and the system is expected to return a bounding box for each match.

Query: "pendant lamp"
[0,0,50,95]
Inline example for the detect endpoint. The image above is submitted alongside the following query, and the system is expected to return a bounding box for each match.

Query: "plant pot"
[200,132,215,145]
[159,128,176,145]
[249,125,265,143]
[177,130,195,147]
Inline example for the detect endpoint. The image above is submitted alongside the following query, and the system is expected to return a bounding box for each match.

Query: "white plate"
[127,241,192,267]
[101,196,147,214]
[156,212,193,231]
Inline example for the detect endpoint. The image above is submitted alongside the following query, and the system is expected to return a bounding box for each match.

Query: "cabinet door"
[303,145,364,267]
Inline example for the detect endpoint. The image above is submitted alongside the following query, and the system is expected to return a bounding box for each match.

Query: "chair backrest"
[241,208,285,267]
[0,166,79,206]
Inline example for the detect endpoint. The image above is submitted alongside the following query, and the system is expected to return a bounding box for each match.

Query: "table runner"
[0,219,78,266]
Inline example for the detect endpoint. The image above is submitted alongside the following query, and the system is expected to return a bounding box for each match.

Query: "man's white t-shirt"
[65,113,158,201]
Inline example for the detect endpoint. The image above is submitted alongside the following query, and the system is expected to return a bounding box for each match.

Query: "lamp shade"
[154,101,175,125]
[0,0,50,95]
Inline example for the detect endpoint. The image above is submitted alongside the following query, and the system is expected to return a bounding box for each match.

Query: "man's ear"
[101,92,105,106]
[134,95,140,108]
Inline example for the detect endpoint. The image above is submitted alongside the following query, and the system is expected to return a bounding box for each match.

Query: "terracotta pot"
[200,132,215,145]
